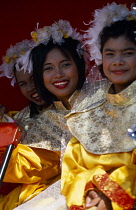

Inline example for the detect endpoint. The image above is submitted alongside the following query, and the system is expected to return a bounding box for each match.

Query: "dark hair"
[98,19,136,77]
[29,102,40,117]
[30,37,86,106]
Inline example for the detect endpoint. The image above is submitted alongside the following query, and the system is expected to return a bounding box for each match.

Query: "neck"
[57,96,71,110]
[111,83,131,94]
[62,100,71,110]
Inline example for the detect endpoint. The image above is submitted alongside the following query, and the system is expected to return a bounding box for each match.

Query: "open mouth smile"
[53,81,69,89]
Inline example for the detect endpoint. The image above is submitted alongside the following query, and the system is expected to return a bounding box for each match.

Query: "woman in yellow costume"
[0,20,88,210]
[0,38,61,209]
[61,3,136,210]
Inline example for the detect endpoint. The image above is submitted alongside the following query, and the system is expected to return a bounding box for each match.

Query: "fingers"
[86,197,101,208]
[97,199,107,210]
[85,191,112,210]
[88,191,99,198]
[97,193,113,210]
[85,191,100,209]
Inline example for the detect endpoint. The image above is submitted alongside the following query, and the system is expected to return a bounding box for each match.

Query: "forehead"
[103,36,136,50]
[45,47,71,62]
[15,69,33,80]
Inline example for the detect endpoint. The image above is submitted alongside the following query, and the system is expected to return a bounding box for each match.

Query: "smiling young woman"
[0,20,89,210]
[61,3,136,210]
[42,47,79,107]
[30,36,86,110]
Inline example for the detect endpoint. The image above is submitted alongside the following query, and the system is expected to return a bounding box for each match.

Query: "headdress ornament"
[28,20,90,73]
[0,39,36,86]
[31,20,83,45]
[85,2,136,65]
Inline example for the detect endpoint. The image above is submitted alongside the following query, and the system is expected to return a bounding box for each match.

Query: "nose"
[112,55,125,66]
[54,67,64,78]
[27,81,35,92]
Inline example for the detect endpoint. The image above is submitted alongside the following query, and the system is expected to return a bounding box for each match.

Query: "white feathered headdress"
[85,2,136,65]
[0,39,36,86]
[31,19,83,45]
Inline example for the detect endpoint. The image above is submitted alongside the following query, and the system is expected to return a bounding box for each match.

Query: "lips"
[53,80,69,89]
[31,92,41,102]
[111,69,128,74]
[31,92,38,98]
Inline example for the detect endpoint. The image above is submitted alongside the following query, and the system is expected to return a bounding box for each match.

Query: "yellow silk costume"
[61,81,136,210]
[1,144,60,210]
[0,92,78,210]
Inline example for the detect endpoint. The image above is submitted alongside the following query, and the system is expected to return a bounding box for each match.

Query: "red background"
[0,0,132,111]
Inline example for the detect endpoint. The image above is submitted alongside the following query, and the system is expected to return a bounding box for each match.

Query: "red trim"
[70,205,84,210]
[85,181,95,192]
[94,173,135,210]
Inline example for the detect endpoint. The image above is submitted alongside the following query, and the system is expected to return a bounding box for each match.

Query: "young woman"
[0,20,88,210]
[30,20,87,110]
[0,39,60,210]
[17,20,88,150]
[61,3,136,210]
[0,39,46,120]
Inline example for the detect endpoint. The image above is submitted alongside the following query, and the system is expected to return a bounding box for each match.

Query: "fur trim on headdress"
[85,2,136,65]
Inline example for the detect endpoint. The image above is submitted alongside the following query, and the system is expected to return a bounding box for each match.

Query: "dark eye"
[19,82,26,87]
[43,66,53,71]
[124,51,134,56]
[62,62,71,67]
[105,52,114,56]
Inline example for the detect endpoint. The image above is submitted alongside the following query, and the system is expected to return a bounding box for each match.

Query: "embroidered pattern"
[94,173,135,210]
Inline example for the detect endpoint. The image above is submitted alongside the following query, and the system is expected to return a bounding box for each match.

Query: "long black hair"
[30,37,86,106]
[99,19,136,77]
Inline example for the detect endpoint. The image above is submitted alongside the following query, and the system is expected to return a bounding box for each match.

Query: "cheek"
[103,60,110,74]
[20,87,27,97]
[43,73,50,88]
[43,72,48,82]
[71,67,78,79]
[130,60,136,70]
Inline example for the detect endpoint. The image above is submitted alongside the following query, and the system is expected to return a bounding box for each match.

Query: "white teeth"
[32,93,38,98]
[54,81,68,86]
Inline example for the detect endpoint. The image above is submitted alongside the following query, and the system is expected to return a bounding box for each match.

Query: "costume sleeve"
[4,144,61,184]
[61,137,100,208]
[0,144,61,209]
[61,137,136,210]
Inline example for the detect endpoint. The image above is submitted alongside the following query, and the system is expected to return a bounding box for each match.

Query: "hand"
[0,104,7,119]
[85,190,112,210]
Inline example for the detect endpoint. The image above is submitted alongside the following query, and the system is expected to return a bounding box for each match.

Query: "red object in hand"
[0,122,22,186]
[0,122,22,147]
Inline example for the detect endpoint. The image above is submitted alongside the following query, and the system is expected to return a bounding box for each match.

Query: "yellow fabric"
[61,137,136,209]
[0,144,61,210]
[8,111,19,118]
[61,81,136,209]
[0,91,80,210]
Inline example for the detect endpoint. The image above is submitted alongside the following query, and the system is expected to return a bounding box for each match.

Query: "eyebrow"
[18,81,25,85]
[18,75,33,84]
[104,47,136,52]
[43,59,71,66]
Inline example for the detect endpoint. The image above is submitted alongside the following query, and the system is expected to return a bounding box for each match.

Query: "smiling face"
[43,48,79,102]
[102,36,136,93]
[15,69,45,106]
